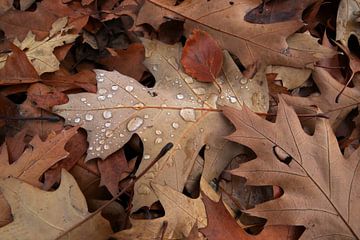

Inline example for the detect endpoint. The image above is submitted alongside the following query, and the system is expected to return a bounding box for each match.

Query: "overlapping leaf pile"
[0,0,359,239]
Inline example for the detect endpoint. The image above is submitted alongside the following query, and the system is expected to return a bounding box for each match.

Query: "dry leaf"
[266,66,311,90]
[223,97,360,239]
[27,83,69,110]
[0,0,12,14]
[181,29,223,83]
[0,170,112,240]
[137,0,334,70]
[112,183,207,240]
[53,38,268,210]
[336,0,360,46]
[0,127,78,187]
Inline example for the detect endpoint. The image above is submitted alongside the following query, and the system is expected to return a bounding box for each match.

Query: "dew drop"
[240,78,248,85]
[193,87,206,95]
[120,133,125,137]
[152,64,158,71]
[172,122,179,129]
[176,94,184,100]
[144,114,149,119]
[98,88,107,95]
[144,154,150,160]
[103,111,112,119]
[98,95,106,101]
[111,85,119,91]
[125,85,134,92]
[155,137,163,144]
[127,117,144,132]
[105,122,111,128]
[80,97,87,102]
[105,130,113,138]
[101,129,106,132]
[74,117,81,123]
[229,96,237,103]
[155,130,162,135]
[97,77,104,82]
[99,73,104,77]
[104,144,110,150]
[180,108,196,122]
[96,146,101,151]
[184,76,193,84]
[85,113,94,121]
[99,139,105,145]
[107,94,113,98]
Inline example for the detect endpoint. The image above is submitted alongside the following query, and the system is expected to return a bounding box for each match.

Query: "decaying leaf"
[181,29,223,83]
[0,17,78,74]
[53,38,268,210]
[137,0,335,70]
[336,0,360,46]
[0,127,78,187]
[223,97,360,239]
[0,170,112,240]
[266,65,311,90]
[112,183,207,240]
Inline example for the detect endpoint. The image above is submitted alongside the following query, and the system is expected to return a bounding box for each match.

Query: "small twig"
[55,143,174,240]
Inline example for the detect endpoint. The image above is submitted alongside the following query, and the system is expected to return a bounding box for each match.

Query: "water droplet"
[168,57,179,69]
[120,133,125,137]
[184,76,193,84]
[193,88,206,95]
[155,130,162,135]
[180,108,196,122]
[105,130,113,138]
[155,137,163,144]
[96,146,101,151]
[170,134,174,138]
[133,103,144,109]
[172,122,179,129]
[97,77,104,82]
[80,97,86,102]
[103,111,112,119]
[101,129,106,132]
[125,85,134,92]
[200,128,204,132]
[98,88,107,95]
[240,78,248,85]
[98,95,106,101]
[74,117,81,123]
[99,139,105,145]
[138,184,151,195]
[176,94,184,100]
[88,147,93,151]
[105,122,111,128]
[229,96,237,103]
[152,64,158,71]
[144,114,149,119]
[85,113,93,121]
[144,154,150,160]
[99,73,104,77]
[107,94,113,98]
[127,117,144,131]
[104,144,110,150]
[111,85,119,91]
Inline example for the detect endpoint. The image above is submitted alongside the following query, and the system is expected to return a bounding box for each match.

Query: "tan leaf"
[112,183,207,240]
[0,170,112,240]
[137,0,335,70]
[53,38,268,210]
[0,17,78,75]
[223,97,360,239]
[266,65,311,90]
[0,127,78,188]
[336,0,360,46]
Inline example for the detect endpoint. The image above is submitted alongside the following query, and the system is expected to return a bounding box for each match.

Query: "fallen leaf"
[266,65,311,90]
[0,43,39,85]
[97,148,129,196]
[0,170,112,240]
[181,29,223,83]
[336,0,360,46]
[201,193,301,240]
[97,43,146,81]
[27,83,69,110]
[0,0,12,15]
[137,0,334,70]
[223,97,360,239]
[0,93,18,128]
[0,127,78,187]
[20,0,36,10]
[53,38,269,210]
[112,183,207,239]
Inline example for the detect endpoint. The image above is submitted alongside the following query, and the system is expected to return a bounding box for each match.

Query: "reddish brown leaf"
[97,148,129,196]
[0,93,18,128]
[97,43,146,81]
[200,194,301,240]
[43,129,88,190]
[0,43,39,85]
[5,128,27,164]
[42,68,97,93]
[27,83,69,110]
[181,29,223,83]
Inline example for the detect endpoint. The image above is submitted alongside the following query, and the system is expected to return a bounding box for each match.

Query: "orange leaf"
[181,29,223,83]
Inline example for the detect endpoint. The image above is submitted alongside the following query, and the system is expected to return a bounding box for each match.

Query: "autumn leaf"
[0,170,112,240]
[223,97,360,239]
[181,29,223,83]
[53,38,269,211]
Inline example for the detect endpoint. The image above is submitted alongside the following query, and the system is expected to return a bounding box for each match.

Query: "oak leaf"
[336,0,360,46]
[137,0,334,70]
[0,170,112,240]
[223,97,360,239]
[53,38,268,210]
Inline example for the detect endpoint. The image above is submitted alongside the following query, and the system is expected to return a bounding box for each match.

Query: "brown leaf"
[0,127,78,187]
[97,148,129,196]
[27,83,69,110]
[0,43,39,85]
[5,128,27,164]
[97,43,146,81]
[181,29,223,83]
[223,97,360,239]
[0,93,18,128]
[200,193,300,240]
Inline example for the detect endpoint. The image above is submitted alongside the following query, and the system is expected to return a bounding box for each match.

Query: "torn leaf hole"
[273,146,292,165]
